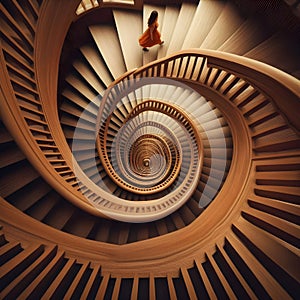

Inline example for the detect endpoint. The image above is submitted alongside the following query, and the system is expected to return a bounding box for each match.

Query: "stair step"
[89,24,126,79]
[0,122,14,144]
[201,1,244,50]
[253,128,300,152]
[166,2,198,55]
[26,191,61,221]
[65,74,98,102]
[245,32,300,72]
[73,59,106,95]
[7,178,52,211]
[0,160,39,198]
[80,44,114,87]
[182,0,226,49]
[43,201,76,230]
[218,17,272,55]
[0,143,26,169]
[60,114,95,131]
[157,5,180,59]
[63,211,97,238]
[113,9,143,70]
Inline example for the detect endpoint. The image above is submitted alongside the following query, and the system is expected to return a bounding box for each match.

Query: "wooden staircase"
[0,0,299,298]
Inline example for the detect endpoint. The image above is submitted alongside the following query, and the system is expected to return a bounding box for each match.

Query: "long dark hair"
[147,10,158,26]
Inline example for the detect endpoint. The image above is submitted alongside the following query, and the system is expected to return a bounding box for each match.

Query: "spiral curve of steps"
[0,0,300,299]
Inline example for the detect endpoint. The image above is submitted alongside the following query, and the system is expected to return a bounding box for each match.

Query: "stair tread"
[157,5,180,59]
[166,2,198,55]
[73,59,106,94]
[183,0,226,49]
[201,1,244,50]
[80,44,113,87]
[113,9,143,70]
[89,24,126,79]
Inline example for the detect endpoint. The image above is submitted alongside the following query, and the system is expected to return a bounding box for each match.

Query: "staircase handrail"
[128,49,300,132]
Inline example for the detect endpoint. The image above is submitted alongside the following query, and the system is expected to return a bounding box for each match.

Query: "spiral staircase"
[0,0,300,299]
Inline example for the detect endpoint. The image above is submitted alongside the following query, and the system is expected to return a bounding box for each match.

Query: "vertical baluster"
[64,261,90,299]
[130,275,139,300]
[194,258,217,299]
[181,267,198,299]
[18,249,65,298]
[216,241,257,299]
[149,273,155,300]
[206,252,237,299]
[111,276,122,299]
[95,272,109,299]
[167,274,177,299]
[41,258,76,299]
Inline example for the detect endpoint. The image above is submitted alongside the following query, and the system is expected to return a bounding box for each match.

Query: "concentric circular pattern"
[110,117,182,194]
[124,134,174,185]
[70,77,233,222]
[97,97,202,197]
[106,99,202,195]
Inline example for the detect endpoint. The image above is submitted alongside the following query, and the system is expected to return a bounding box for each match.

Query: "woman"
[139,10,164,51]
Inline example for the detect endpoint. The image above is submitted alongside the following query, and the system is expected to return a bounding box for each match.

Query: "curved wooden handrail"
[0,2,299,297]
[0,0,106,217]
[0,0,299,222]
[129,49,300,132]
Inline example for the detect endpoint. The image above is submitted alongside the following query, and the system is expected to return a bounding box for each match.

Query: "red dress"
[139,21,162,48]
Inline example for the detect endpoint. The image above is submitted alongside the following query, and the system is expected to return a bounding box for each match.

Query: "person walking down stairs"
[139,10,164,51]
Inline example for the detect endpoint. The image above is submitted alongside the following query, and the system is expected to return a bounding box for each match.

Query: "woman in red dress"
[139,10,164,51]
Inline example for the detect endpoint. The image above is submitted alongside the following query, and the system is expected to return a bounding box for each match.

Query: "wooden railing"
[0,1,299,298]
[1,1,299,222]
[2,17,299,220]
[128,49,300,133]
[0,0,104,217]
